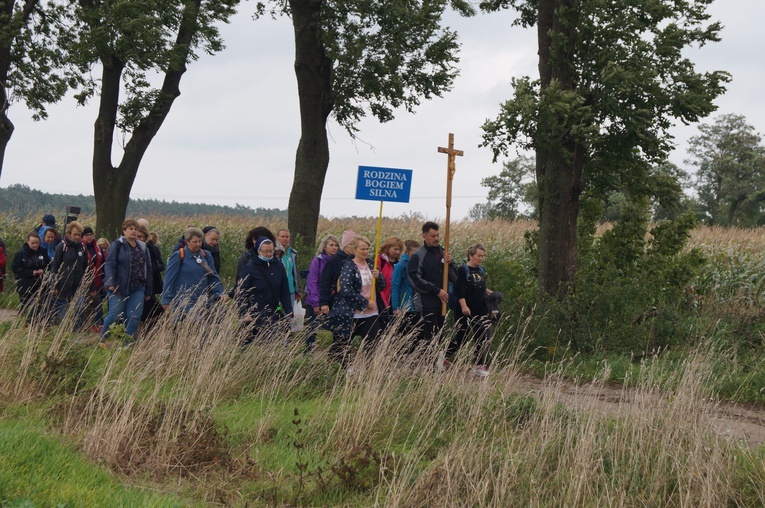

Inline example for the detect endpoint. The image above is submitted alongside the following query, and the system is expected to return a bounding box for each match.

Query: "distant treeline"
[0,184,286,219]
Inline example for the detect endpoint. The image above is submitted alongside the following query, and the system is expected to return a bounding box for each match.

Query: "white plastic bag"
[290,304,306,332]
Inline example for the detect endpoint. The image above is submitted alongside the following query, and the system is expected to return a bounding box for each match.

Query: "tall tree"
[63,0,238,238]
[263,0,473,248]
[480,0,729,297]
[0,0,77,178]
[469,155,537,220]
[687,114,765,227]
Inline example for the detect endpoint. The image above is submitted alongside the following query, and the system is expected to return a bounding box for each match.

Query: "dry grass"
[1,295,763,505]
[2,213,765,504]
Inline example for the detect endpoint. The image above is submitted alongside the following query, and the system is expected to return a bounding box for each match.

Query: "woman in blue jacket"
[236,237,293,343]
[100,219,153,344]
[162,226,225,318]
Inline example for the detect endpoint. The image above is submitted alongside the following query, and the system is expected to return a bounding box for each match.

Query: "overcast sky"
[3,1,763,220]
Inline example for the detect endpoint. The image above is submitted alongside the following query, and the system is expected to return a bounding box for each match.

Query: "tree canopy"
[480,0,729,296]
[0,0,80,177]
[687,114,765,227]
[261,0,474,248]
[60,0,240,239]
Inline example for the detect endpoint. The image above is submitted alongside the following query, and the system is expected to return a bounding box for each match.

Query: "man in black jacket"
[407,221,457,345]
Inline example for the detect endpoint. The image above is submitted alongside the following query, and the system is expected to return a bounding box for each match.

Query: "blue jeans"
[101,288,146,339]
[54,296,85,328]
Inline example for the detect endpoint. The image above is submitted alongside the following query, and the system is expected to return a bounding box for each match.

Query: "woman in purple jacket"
[303,234,340,352]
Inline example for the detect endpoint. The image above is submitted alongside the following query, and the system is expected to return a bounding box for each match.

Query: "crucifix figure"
[437,133,463,315]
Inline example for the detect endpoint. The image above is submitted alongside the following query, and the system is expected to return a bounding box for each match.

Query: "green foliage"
[687,114,765,226]
[323,0,473,133]
[469,155,538,220]
[62,0,239,130]
[0,420,189,507]
[0,184,286,220]
[1,1,81,121]
[527,200,705,354]
[480,0,729,295]
[483,0,729,196]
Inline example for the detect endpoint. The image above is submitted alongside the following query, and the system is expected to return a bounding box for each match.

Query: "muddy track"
[513,374,765,447]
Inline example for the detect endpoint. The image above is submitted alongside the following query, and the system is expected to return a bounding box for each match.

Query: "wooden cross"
[437,133,463,315]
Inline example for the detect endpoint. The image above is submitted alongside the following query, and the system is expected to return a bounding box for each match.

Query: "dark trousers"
[329,314,383,364]
[418,311,446,344]
[450,314,492,365]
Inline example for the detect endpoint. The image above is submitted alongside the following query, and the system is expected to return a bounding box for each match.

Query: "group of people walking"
[2,216,498,375]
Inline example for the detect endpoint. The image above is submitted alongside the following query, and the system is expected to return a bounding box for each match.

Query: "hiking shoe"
[474,365,489,378]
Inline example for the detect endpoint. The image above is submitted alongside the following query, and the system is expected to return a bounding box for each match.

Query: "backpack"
[178,245,206,267]
[448,264,486,310]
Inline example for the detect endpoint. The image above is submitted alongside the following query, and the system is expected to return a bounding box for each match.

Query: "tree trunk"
[535,0,583,297]
[287,0,334,249]
[0,111,11,178]
[726,195,746,226]
[90,0,198,239]
[0,0,43,179]
[91,54,126,239]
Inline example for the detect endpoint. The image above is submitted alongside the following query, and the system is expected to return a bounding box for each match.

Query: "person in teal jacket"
[390,240,420,340]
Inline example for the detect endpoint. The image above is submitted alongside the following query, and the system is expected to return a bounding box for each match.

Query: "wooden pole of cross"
[437,133,463,316]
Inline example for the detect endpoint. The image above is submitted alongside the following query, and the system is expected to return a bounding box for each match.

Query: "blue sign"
[355,166,413,203]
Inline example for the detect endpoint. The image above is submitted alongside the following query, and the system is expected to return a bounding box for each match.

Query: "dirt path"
[513,374,765,447]
[0,308,18,323]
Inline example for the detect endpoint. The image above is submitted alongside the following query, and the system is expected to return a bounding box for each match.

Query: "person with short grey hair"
[162,226,225,316]
[202,226,222,274]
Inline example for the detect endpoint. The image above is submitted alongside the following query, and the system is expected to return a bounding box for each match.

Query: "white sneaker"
[474,365,489,378]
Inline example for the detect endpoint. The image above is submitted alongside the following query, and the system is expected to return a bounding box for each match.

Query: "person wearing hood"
[42,228,60,260]
[162,226,224,318]
[37,214,59,253]
[202,226,222,275]
[50,221,88,325]
[100,219,153,344]
[229,226,276,299]
[11,231,50,320]
[236,236,293,343]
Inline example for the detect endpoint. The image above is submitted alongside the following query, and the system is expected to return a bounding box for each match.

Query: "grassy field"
[1,213,764,506]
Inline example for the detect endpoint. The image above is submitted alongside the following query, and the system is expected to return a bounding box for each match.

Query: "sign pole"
[354,165,414,302]
[370,200,384,301]
[437,133,463,316]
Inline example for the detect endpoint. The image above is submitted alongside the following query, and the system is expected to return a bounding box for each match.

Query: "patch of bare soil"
[0,308,18,322]
[512,374,765,447]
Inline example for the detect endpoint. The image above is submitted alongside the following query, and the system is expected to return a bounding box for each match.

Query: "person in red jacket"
[81,227,105,332]
[376,236,403,325]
